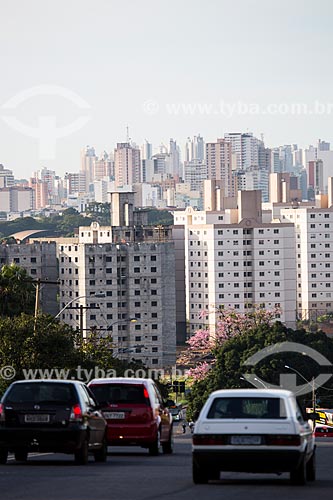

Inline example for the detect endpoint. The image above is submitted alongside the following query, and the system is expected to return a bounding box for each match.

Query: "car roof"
[9,379,83,385]
[88,377,154,385]
[208,388,294,398]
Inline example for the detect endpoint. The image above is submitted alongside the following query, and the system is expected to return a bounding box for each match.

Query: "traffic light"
[179,381,185,393]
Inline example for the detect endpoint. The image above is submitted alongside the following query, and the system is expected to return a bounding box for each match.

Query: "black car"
[0,379,107,465]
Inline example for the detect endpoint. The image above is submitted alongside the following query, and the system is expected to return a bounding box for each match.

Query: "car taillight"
[70,404,83,422]
[193,434,228,445]
[0,403,5,422]
[143,387,149,399]
[265,435,301,446]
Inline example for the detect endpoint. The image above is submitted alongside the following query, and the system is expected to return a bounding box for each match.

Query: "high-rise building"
[56,193,176,368]
[307,160,324,195]
[174,190,296,335]
[185,135,205,162]
[281,203,333,321]
[0,241,58,316]
[0,186,33,213]
[224,132,260,170]
[81,146,97,190]
[0,164,14,188]
[65,172,87,196]
[141,140,153,160]
[184,160,207,195]
[206,138,232,196]
[169,138,181,178]
[114,142,141,188]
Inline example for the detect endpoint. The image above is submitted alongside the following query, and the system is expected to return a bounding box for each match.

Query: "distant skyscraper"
[0,164,14,188]
[206,138,232,196]
[114,142,141,188]
[318,139,330,151]
[224,132,260,170]
[169,138,181,177]
[185,135,205,162]
[141,140,153,160]
[81,146,97,190]
[184,159,207,195]
[307,159,324,194]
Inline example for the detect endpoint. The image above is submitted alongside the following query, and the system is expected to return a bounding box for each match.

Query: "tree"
[0,313,82,394]
[179,307,278,381]
[85,202,111,226]
[0,314,150,395]
[0,264,35,317]
[186,320,333,420]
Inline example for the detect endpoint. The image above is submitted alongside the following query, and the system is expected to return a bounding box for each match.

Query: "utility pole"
[66,304,100,339]
[33,278,59,335]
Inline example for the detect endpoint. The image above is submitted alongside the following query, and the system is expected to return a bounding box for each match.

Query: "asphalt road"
[1,424,333,500]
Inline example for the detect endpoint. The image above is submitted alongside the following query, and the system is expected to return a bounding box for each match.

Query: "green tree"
[85,202,111,225]
[0,314,82,394]
[0,264,35,317]
[186,321,333,420]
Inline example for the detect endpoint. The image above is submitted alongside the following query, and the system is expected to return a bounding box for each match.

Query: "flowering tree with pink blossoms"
[179,307,279,381]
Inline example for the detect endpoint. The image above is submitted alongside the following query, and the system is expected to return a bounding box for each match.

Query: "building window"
[134,256,140,261]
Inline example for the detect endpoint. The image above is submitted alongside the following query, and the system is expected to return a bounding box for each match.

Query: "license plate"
[103,412,125,419]
[24,414,50,423]
[230,435,262,445]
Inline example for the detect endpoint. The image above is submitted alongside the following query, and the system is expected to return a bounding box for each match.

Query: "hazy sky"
[1,0,333,178]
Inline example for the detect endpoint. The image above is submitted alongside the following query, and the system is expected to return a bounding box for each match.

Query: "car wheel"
[290,456,306,485]
[192,458,209,484]
[94,436,108,463]
[306,450,316,482]
[15,450,28,462]
[75,439,89,465]
[162,426,174,454]
[148,429,161,456]
[0,448,8,465]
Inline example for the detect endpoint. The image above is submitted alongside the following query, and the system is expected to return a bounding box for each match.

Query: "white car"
[192,388,315,485]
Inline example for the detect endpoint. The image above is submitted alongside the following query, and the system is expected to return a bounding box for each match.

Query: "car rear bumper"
[106,423,157,446]
[0,426,86,453]
[192,449,304,473]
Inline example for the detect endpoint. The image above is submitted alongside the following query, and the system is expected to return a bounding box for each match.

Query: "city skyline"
[1,0,333,177]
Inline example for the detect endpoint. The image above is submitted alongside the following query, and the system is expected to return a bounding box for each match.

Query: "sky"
[1,0,333,178]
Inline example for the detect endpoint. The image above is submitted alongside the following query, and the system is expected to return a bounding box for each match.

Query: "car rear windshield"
[316,426,333,434]
[207,397,287,419]
[5,382,76,404]
[90,384,148,405]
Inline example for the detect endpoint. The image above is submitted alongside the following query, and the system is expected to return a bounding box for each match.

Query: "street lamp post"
[53,293,105,338]
[285,364,316,427]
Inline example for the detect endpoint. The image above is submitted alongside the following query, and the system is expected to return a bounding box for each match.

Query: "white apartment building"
[58,220,176,368]
[280,204,333,321]
[174,190,297,335]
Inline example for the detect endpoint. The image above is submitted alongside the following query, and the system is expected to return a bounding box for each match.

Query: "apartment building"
[53,192,177,368]
[0,241,58,315]
[174,189,297,335]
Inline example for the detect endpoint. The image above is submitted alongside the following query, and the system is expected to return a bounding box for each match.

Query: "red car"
[88,378,173,455]
[314,424,333,437]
